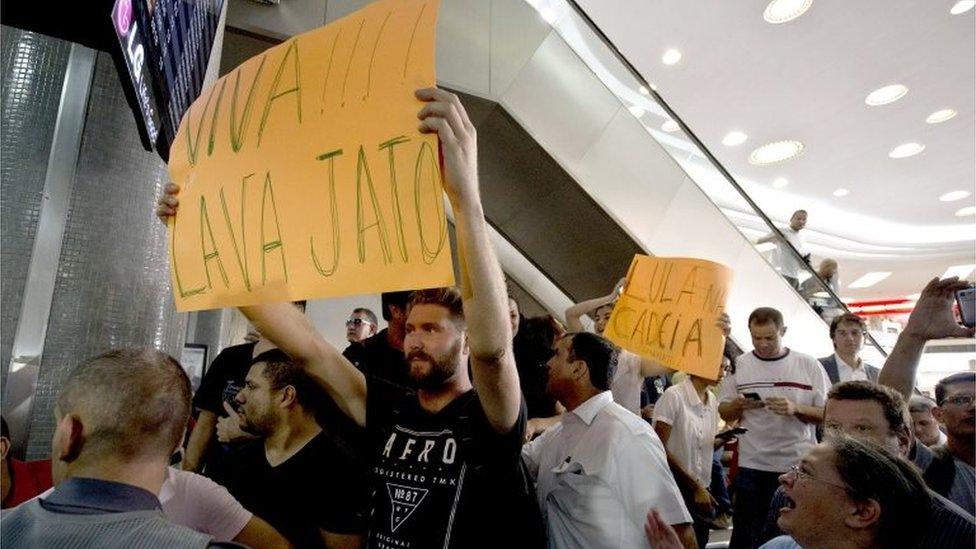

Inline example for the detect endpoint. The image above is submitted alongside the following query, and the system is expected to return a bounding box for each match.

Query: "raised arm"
[878,277,974,399]
[416,87,520,434]
[564,278,625,332]
[240,302,367,427]
[156,185,367,427]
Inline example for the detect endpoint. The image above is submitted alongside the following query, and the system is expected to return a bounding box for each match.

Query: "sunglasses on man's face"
[346,318,373,327]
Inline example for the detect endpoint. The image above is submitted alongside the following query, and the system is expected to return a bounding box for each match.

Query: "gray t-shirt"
[948,457,976,516]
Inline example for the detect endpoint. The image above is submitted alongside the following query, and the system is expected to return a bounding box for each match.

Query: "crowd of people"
[1,89,974,549]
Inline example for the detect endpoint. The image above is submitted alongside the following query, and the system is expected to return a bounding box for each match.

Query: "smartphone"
[742,392,762,401]
[957,287,976,328]
[716,427,748,440]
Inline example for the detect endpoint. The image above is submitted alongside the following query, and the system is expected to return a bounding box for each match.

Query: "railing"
[534,0,887,359]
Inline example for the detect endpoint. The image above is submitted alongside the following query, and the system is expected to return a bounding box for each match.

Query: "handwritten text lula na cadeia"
[612,261,728,361]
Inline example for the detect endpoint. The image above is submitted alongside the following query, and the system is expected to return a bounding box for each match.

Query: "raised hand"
[156,183,181,222]
[612,277,627,297]
[716,312,731,337]
[903,277,975,341]
[415,87,478,206]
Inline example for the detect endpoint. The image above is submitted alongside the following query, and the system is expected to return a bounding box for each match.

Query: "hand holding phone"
[956,286,976,329]
[736,393,765,412]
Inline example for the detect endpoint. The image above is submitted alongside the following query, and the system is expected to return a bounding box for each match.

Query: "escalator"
[226,0,887,361]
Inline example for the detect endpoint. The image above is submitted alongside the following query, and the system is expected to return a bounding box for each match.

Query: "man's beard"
[406,339,462,390]
[239,407,272,438]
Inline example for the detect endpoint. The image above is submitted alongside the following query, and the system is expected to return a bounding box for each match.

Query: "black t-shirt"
[512,339,559,419]
[194,342,258,416]
[222,431,368,548]
[365,376,541,549]
[344,329,412,389]
[192,342,257,477]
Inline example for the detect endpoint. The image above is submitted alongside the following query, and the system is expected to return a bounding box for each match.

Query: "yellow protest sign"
[166,0,452,312]
[605,255,732,380]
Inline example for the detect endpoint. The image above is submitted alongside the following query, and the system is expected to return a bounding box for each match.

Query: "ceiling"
[574,0,976,298]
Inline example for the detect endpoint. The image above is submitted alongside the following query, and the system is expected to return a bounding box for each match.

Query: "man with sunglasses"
[344,308,378,344]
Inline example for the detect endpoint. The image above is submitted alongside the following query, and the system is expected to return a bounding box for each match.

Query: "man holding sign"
[158,87,541,549]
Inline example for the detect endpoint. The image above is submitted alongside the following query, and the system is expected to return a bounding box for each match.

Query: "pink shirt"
[36,467,251,542]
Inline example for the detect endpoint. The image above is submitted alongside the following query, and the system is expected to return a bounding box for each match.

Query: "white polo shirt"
[719,349,829,473]
[522,391,690,549]
[653,379,720,487]
[774,228,807,277]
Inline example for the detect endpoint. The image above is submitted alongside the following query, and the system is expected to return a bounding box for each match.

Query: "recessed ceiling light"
[639,86,650,95]
[956,206,976,217]
[722,131,748,146]
[950,0,976,14]
[849,271,892,289]
[865,84,908,106]
[628,105,645,118]
[662,49,682,66]
[772,177,790,188]
[942,264,976,279]
[661,119,680,132]
[888,142,925,159]
[926,109,957,124]
[833,188,850,197]
[940,190,971,202]
[749,140,804,165]
[763,0,813,23]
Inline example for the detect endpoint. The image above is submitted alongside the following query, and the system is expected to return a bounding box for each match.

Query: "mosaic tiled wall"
[0,28,72,390]
[22,50,187,458]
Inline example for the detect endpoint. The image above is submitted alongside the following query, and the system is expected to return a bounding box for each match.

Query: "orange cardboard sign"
[166,0,452,312]
[605,255,732,380]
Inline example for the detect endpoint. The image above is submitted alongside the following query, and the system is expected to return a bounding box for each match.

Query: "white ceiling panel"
[500,32,622,165]
[228,0,326,40]
[489,0,553,98]
[435,0,491,95]
[574,107,686,244]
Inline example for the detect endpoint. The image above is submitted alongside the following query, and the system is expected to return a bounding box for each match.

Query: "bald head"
[56,347,191,463]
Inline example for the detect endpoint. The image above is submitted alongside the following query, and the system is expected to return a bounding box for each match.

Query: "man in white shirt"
[653,373,721,549]
[818,313,880,385]
[558,280,732,419]
[522,332,694,549]
[757,209,809,289]
[718,307,829,549]
[563,278,669,414]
